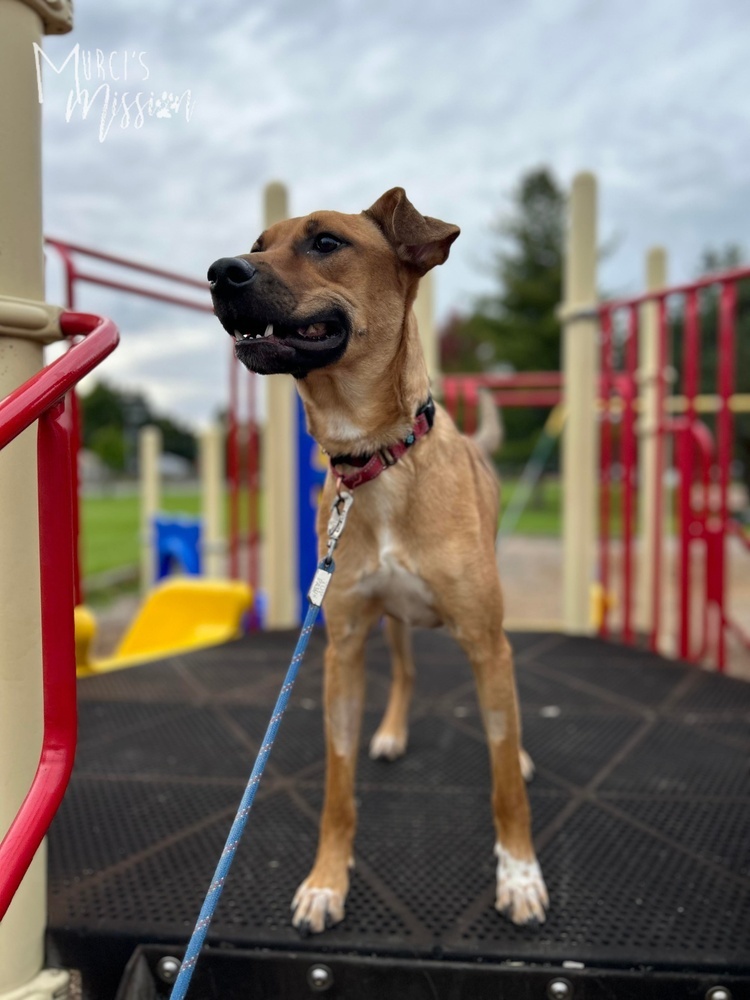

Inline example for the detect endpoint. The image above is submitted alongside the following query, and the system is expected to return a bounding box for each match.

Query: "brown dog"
[208,187,548,933]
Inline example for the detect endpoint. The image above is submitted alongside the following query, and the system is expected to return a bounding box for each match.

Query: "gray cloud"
[37,0,750,426]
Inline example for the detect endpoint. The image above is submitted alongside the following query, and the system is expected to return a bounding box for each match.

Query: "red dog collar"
[330,397,435,491]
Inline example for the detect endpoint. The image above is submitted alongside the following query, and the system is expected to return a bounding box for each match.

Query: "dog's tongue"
[297,322,328,339]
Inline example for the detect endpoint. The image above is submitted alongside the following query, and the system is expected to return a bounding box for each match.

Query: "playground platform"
[47,630,750,998]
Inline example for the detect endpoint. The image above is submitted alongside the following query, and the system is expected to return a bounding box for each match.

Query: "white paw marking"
[519,748,535,782]
[291,880,345,933]
[494,842,549,925]
[369,729,407,760]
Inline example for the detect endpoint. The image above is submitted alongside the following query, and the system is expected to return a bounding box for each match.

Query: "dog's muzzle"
[208,256,351,378]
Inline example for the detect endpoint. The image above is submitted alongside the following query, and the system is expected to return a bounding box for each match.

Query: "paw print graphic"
[155,91,173,119]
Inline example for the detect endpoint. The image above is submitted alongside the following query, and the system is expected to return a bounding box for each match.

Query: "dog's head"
[208,188,459,378]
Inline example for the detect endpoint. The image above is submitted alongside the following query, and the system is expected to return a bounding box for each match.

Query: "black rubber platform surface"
[47,630,750,992]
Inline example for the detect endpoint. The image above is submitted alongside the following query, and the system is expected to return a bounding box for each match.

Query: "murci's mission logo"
[33,43,196,142]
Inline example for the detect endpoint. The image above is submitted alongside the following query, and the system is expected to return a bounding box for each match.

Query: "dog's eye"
[312,233,342,254]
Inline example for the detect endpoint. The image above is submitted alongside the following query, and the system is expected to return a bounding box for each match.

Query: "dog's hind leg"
[369,616,414,761]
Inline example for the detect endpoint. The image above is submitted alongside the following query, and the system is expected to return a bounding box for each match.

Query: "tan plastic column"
[636,248,667,636]
[200,423,225,578]
[561,172,598,634]
[0,1,66,994]
[139,426,162,593]
[413,272,439,390]
[262,182,298,626]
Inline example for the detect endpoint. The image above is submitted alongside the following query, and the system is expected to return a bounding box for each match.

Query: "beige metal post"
[0,1,72,996]
[636,248,668,637]
[200,423,225,578]
[561,172,598,634]
[261,182,298,626]
[413,272,439,389]
[139,426,162,593]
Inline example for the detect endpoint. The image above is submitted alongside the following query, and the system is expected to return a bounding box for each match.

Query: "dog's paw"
[369,728,407,761]
[494,843,548,925]
[519,748,535,782]
[291,879,346,934]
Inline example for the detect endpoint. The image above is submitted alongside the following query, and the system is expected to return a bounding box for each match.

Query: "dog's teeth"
[264,324,273,338]
[234,330,242,342]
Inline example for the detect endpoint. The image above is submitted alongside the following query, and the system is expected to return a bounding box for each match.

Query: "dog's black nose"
[207,256,257,291]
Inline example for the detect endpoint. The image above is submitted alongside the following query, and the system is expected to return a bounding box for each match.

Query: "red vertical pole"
[59,249,84,606]
[678,289,700,660]
[621,305,639,644]
[715,281,736,671]
[649,295,668,653]
[228,349,240,579]
[245,369,259,599]
[443,377,458,424]
[598,308,613,637]
[464,378,479,436]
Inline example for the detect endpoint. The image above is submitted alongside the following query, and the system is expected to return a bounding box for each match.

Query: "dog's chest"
[355,530,441,627]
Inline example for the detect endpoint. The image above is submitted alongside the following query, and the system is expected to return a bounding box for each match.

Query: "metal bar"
[490,389,562,408]
[71,270,212,314]
[57,245,84,605]
[443,372,563,388]
[677,290,700,660]
[649,295,668,653]
[621,305,639,643]
[247,372,260,612]
[45,237,208,290]
[599,263,750,312]
[464,379,479,436]
[598,308,613,637]
[443,377,458,424]
[0,311,118,920]
[228,349,240,580]
[715,281,737,671]
[0,314,119,448]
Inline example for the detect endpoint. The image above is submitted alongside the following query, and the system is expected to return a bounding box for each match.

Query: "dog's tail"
[472,389,504,458]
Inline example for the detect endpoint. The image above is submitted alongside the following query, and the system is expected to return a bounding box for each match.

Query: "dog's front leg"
[292,606,377,934]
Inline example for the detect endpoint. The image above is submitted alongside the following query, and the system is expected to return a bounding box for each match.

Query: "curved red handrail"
[0,311,119,921]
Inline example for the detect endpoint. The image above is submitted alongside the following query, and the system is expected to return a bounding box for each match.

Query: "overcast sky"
[38,0,750,428]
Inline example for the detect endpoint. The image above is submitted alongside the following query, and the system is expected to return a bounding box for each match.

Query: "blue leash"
[170,490,353,1000]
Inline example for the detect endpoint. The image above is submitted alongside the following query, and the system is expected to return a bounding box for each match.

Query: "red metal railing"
[0,311,119,920]
[598,266,750,670]
[44,239,261,599]
[442,372,563,434]
[227,355,261,600]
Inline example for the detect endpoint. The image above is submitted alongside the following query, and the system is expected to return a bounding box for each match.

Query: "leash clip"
[324,488,354,566]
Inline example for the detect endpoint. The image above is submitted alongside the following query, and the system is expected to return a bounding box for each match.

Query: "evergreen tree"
[440,167,565,463]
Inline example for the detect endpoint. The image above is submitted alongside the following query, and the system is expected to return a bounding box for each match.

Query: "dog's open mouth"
[224,309,351,376]
[231,318,345,350]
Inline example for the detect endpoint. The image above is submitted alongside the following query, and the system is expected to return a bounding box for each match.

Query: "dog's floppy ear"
[364,187,460,275]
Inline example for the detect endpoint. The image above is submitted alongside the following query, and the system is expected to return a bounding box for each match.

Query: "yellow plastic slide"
[76,577,253,675]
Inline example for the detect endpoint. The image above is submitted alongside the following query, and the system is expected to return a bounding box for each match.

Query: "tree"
[468,167,564,372]
[79,380,197,473]
[440,167,565,464]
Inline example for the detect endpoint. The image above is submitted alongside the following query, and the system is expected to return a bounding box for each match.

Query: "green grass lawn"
[82,490,202,578]
[81,478,570,581]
